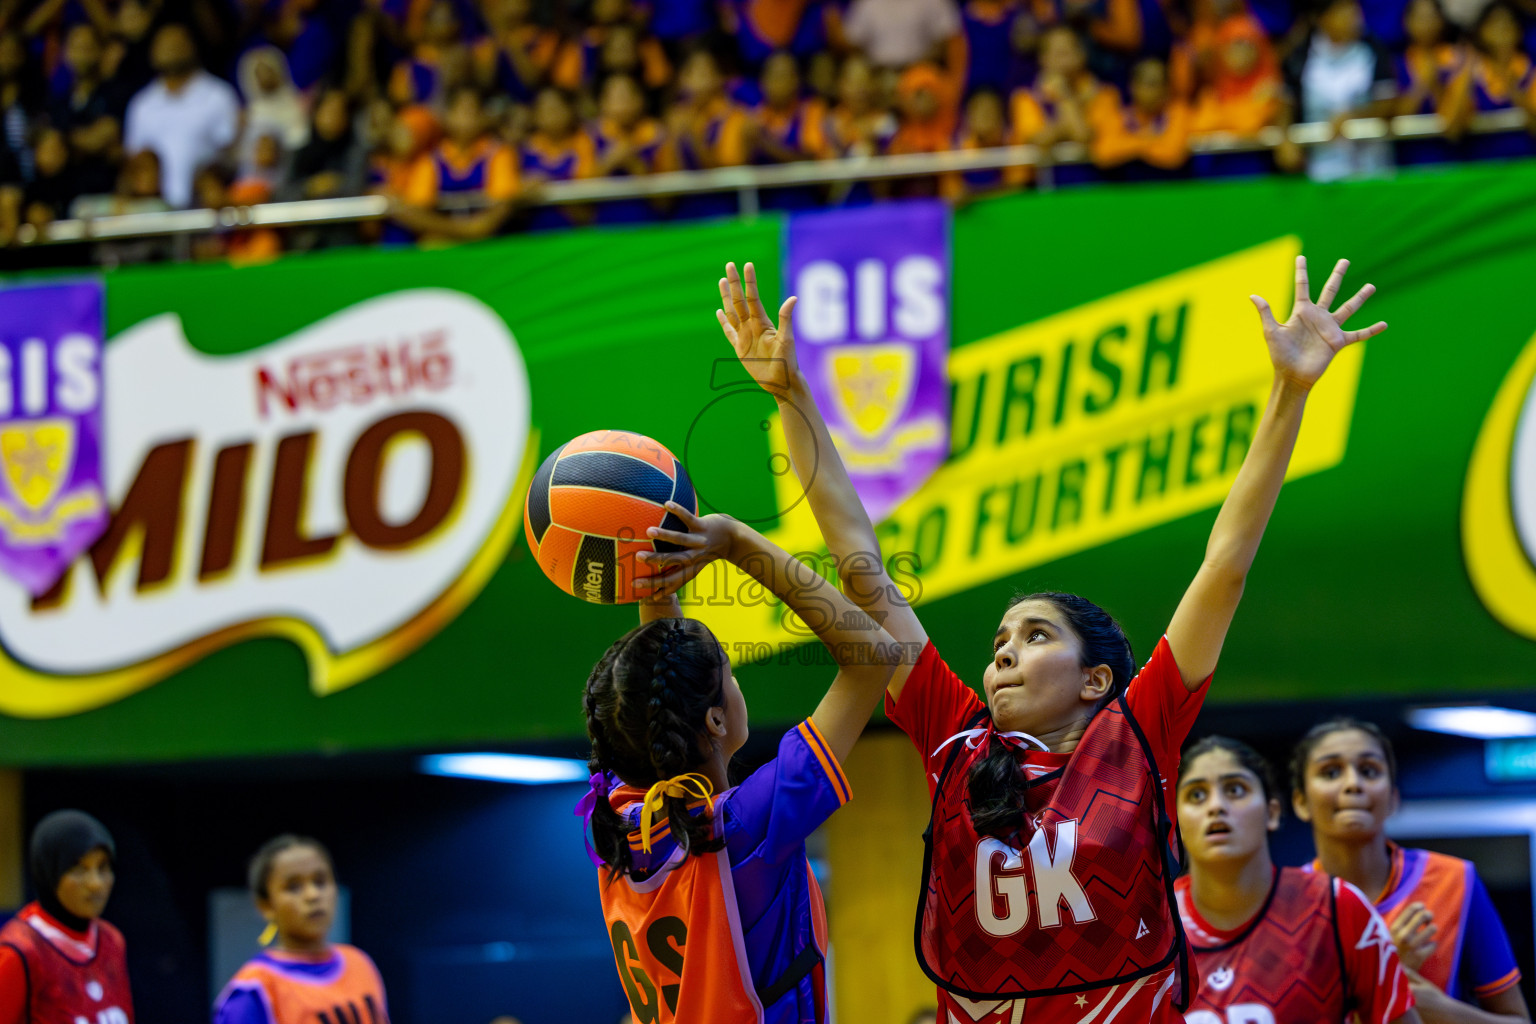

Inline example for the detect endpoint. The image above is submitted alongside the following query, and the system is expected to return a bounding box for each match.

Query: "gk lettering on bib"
[917,696,1190,1004]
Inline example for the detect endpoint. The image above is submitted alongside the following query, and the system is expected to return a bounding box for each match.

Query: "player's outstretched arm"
[716,261,928,701]
[1165,256,1386,690]
[636,504,901,763]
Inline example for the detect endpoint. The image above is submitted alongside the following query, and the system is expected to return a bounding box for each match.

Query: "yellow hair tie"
[258,921,278,946]
[639,773,716,854]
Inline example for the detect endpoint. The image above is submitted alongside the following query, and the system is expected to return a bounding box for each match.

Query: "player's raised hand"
[717,261,799,400]
[1389,901,1438,972]
[633,502,740,599]
[1249,256,1387,391]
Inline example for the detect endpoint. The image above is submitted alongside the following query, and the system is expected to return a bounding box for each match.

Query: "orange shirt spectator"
[373,104,441,197]
[1031,0,1143,54]
[472,0,560,103]
[802,53,897,157]
[518,87,598,183]
[890,61,959,154]
[942,89,1027,200]
[400,88,519,207]
[1090,58,1193,168]
[747,52,818,162]
[1010,25,1101,145]
[225,179,282,264]
[388,0,472,106]
[1169,0,1269,99]
[1397,0,1469,114]
[730,0,815,50]
[1443,1,1536,125]
[1190,17,1283,136]
[551,0,671,92]
[665,50,751,168]
[594,75,667,176]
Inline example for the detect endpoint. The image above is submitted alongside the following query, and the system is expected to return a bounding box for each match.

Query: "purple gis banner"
[785,200,951,523]
[0,281,108,595]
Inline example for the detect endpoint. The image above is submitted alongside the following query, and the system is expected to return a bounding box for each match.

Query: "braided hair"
[968,592,1136,839]
[583,618,729,875]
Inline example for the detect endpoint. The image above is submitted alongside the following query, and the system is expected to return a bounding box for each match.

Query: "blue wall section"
[24,765,630,1024]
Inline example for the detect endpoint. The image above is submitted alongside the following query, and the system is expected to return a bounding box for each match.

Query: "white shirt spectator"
[1298,34,1396,181]
[844,0,962,68]
[124,70,239,207]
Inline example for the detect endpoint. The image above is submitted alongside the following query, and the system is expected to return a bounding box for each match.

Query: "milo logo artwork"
[0,289,533,718]
[1464,328,1536,643]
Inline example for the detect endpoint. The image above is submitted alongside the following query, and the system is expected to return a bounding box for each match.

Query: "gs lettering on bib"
[600,848,766,1023]
[917,696,1190,1005]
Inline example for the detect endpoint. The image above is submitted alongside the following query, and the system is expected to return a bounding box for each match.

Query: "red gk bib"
[917,698,1190,1005]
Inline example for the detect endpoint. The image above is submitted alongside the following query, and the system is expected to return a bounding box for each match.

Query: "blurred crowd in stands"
[1,0,1534,257]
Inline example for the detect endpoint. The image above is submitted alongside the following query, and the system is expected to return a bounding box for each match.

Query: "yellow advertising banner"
[692,237,1368,658]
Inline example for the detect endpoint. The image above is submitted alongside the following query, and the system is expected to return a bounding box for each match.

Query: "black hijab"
[30,810,115,931]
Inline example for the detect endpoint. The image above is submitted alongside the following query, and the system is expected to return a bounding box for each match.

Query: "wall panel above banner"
[0,167,1534,766]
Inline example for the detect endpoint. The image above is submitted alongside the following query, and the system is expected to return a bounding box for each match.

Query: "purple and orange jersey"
[1310,843,1521,1003]
[1374,845,1515,1002]
[597,719,850,1023]
[213,945,388,1024]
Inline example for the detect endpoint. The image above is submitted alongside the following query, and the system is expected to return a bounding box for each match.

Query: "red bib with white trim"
[917,697,1190,1005]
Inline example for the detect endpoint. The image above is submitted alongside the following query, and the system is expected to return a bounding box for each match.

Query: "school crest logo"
[0,289,533,718]
[788,201,952,523]
[0,282,109,597]
[1463,327,1536,643]
[1208,966,1235,992]
[829,344,916,439]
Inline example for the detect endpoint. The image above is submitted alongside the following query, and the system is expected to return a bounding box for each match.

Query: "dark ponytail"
[968,592,1135,839]
[583,618,728,875]
[1181,735,1278,803]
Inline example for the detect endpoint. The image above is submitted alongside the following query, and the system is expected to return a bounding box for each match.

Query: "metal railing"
[18,108,1529,247]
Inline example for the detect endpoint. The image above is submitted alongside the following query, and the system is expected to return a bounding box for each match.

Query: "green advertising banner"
[1,163,1534,767]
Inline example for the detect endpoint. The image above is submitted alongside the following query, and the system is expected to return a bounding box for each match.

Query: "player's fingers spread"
[716,309,739,344]
[1332,282,1375,323]
[779,295,798,335]
[1249,295,1279,330]
[718,279,740,325]
[1342,321,1387,346]
[726,262,752,322]
[1317,257,1349,307]
[1295,254,1310,303]
[744,261,772,321]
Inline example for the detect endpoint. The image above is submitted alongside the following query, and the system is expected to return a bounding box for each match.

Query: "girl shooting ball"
[579,502,905,1023]
[1176,736,1419,1024]
[713,256,1386,1023]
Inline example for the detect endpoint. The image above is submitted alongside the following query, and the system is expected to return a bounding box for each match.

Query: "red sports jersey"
[890,636,1208,1023]
[919,696,1188,1004]
[0,903,133,1024]
[1178,868,1415,1024]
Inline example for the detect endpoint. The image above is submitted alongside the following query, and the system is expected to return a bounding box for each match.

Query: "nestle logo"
[254,331,453,419]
